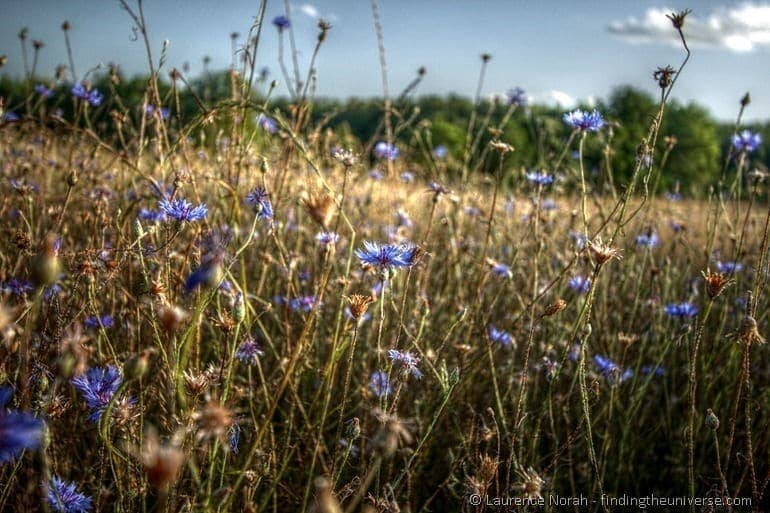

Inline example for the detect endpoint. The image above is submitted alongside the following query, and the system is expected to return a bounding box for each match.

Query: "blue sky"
[2,0,770,121]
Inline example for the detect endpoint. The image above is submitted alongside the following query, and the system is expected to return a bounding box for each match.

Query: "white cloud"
[299,4,319,19]
[608,3,770,52]
[536,90,577,109]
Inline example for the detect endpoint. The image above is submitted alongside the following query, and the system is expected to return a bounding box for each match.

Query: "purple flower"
[491,263,512,279]
[256,114,277,134]
[717,261,743,274]
[635,232,660,248]
[71,366,124,422]
[2,278,34,298]
[273,15,291,30]
[145,104,169,119]
[45,477,93,513]
[71,82,102,107]
[369,169,385,180]
[387,349,423,379]
[433,145,448,159]
[506,87,527,106]
[236,336,265,365]
[184,256,223,293]
[138,208,167,223]
[593,354,633,385]
[35,84,53,98]
[400,171,415,183]
[369,371,392,398]
[355,241,415,271]
[2,112,19,123]
[158,198,208,223]
[228,424,241,453]
[664,302,699,319]
[732,130,761,153]
[525,170,554,186]
[245,187,274,220]
[568,275,591,294]
[0,386,45,463]
[84,315,114,329]
[316,231,339,245]
[487,325,513,347]
[374,141,400,161]
[563,109,604,132]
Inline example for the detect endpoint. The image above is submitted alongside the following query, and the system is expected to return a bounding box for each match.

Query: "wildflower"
[666,8,691,29]
[0,386,45,463]
[2,278,33,298]
[525,170,554,186]
[138,208,167,223]
[487,325,514,348]
[664,302,699,319]
[228,423,241,453]
[83,315,114,329]
[235,336,265,365]
[716,261,743,274]
[588,237,622,265]
[433,145,448,159]
[331,147,357,167]
[273,15,290,30]
[192,399,234,443]
[506,87,527,106]
[568,275,591,294]
[400,171,414,182]
[396,210,413,228]
[2,112,19,123]
[45,477,93,513]
[369,169,385,180]
[355,241,415,271]
[256,114,277,134]
[427,181,449,196]
[593,354,633,384]
[145,104,169,119]
[514,465,545,500]
[635,232,660,248]
[703,270,732,299]
[245,187,274,220]
[184,255,223,293]
[346,294,374,321]
[641,364,665,377]
[563,109,604,132]
[369,371,392,398]
[315,231,339,246]
[489,140,514,154]
[158,198,208,223]
[35,84,52,98]
[71,82,102,107]
[374,141,399,160]
[731,130,762,153]
[490,261,512,279]
[387,349,423,379]
[71,365,124,422]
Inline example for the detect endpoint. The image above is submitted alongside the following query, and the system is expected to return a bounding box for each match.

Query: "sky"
[1,0,770,121]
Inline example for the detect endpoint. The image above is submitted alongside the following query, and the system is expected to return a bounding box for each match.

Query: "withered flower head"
[371,408,413,458]
[61,21,71,31]
[141,426,185,490]
[184,369,210,396]
[666,9,691,30]
[653,65,676,89]
[312,477,342,513]
[332,148,357,167]
[192,399,235,443]
[741,92,751,107]
[481,53,492,62]
[346,294,374,321]
[302,191,337,229]
[588,237,622,266]
[542,299,567,317]
[158,304,189,333]
[737,315,765,346]
[702,270,732,299]
[489,140,514,154]
[514,464,545,500]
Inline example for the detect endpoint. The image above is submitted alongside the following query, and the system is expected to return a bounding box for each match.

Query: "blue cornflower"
[525,171,554,186]
[158,198,208,223]
[235,336,264,366]
[428,181,449,196]
[71,82,102,107]
[45,477,93,513]
[355,241,414,271]
[568,275,591,294]
[369,371,392,398]
[369,169,385,180]
[256,114,277,134]
[35,84,53,98]
[2,278,34,297]
[570,230,588,249]
[315,231,339,245]
[487,325,514,347]
[641,364,665,377]
[70,366,123,422]
[83,315,114,330]
[506,87,527,106]
[145,104,169,119]
[635,232,660,248]
[245,187,274,220]
[563,109,604,132]
[0,386,45,463]
[490,262,512,279]
[2,112,19,123]
[273,15,290,30]
[731,130,762,153]
[228,424,241,453]
[289,295,319,312]
[665,302,698,319]
[593,354,633,384]
[400,171,415,183]
[138,208,167,223]
[717,261,743,274]
[464,206,482,217]
[433,145,448,159]
[387,349,423,379]
[540,199,558,211]
[184,256,223,293]
[344,306,371,323]
[374,141,400,161]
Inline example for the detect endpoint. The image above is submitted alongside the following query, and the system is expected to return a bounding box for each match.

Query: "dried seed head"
[542,299,567,317]
[332,148,357,167]
[737,315,765,346]
[158,304,189,333]
[741,92,751,107]
[372,409,412,458]
[481,53,492,62]
[702,270,732,299]
[184,370,210,396]
[705,409,720,431]
[664,135,678,149]
[666,9,691,30]
[61,21,71,31]
[588,237,622,266]
[514,465,545,500]
[192,399,235,443]
[653,65,676,89]
[141,427,185,490]
[489,140,514,154]
[302,191,337,229]
[346,294,374,320]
